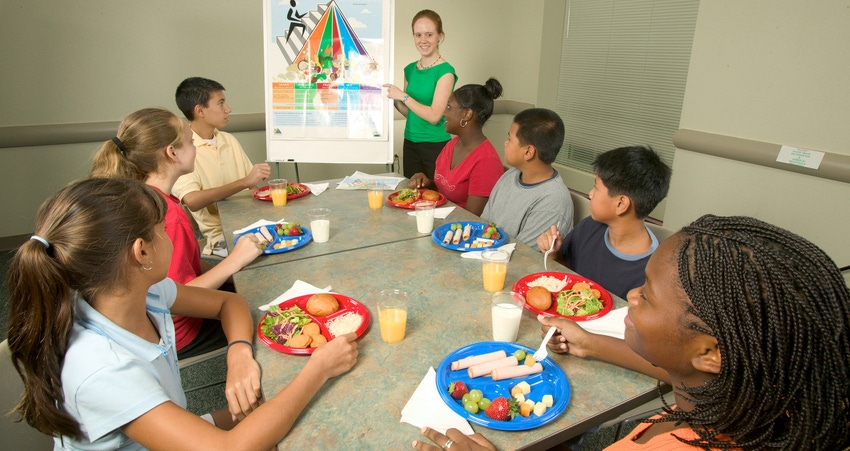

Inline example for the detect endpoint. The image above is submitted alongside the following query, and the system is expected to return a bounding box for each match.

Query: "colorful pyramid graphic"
[282,1,374,83]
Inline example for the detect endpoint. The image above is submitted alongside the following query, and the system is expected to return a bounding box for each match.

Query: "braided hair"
[658,215,850,449]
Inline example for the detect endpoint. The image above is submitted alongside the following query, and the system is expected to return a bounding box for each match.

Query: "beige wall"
[665,1,850,268]
[0,0,541,242]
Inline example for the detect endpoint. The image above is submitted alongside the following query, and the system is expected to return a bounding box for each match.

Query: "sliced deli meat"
[491,362,544,381]
[450,350,507,371]
[467,356,519,378]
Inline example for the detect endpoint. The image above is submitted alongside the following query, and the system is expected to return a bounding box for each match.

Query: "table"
[232,236,661,450]
[219,178,481,269]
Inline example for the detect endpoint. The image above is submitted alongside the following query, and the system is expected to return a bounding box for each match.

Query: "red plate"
[385,189,447,209]
[252,183,312,201]
[512,272,614,321]
[257,293,370,355]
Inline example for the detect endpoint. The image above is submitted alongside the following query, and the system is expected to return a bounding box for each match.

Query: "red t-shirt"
[151,186,203,350]
[433,137,504,208]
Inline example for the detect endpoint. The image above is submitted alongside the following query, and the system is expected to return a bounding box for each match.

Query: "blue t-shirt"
[56,278,184,450]
[559,217,658,299]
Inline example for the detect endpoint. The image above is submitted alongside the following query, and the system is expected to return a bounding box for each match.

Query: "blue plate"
[431,221,508,252]
[233,225,312,254]
[435,342,571,431]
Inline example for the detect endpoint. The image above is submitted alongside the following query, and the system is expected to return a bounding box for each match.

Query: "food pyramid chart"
[276,0,373,77]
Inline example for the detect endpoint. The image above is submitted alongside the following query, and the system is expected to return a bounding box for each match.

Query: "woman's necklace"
[417,55,442,70]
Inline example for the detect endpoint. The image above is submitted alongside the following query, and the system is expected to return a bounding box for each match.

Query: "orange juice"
[378,308,407,343]
[367,189,384,209]
[483,262,507,292]
[271,188,288,206]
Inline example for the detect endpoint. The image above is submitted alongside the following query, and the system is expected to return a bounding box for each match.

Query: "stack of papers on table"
[336,171,405,190]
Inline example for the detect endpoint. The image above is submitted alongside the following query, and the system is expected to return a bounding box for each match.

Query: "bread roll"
[421,189,441,201]
[306,293,339,316]
[526,286,553,311]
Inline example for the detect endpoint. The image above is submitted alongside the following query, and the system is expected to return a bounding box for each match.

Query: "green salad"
[555,289,603,316]
[260,305,313,345]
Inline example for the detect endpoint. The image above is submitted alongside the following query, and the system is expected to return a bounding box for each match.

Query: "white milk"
[310,219,330,243]
[416,208,435,233]
[491,303,523,342]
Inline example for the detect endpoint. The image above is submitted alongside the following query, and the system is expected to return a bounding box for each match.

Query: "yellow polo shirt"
[172,129,254,255]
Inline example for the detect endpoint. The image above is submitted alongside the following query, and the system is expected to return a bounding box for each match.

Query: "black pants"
[402,139,448,180]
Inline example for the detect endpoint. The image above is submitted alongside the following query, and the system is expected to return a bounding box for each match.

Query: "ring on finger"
[443,439,454,449]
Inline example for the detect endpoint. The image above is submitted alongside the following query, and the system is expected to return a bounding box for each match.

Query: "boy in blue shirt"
[538,145,671,299]
[481,108,573,249]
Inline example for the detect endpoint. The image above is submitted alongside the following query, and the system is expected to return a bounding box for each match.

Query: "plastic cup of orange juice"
[269,179,288,207]
[367,182,384,209]
[481,249,509,292]
[376,289,408,343]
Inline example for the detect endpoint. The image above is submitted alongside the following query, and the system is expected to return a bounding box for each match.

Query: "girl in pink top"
[91,108,264,359]
[414,216,850,450]
[408,78,505,216]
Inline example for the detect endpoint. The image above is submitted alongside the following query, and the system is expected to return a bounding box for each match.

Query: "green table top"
[232,236,658,450]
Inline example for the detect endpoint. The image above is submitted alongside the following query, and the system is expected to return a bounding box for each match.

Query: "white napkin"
[400,367,474,435]
[406,206,456,219]
[233,218,285,235]
[258,280,333,311]
[303,182,329,196]
[576,306,628,340]
[460,243,517,260]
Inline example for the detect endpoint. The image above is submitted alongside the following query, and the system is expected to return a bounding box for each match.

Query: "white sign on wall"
[262,0,394,164]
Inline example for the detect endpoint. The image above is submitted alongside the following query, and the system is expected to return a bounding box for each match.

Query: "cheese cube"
[542,394,553,407]
[533,401,547,416]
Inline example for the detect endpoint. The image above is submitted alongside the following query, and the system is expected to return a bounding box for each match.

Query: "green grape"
[461,393,472,404]
[514,349,527,361]
[463,400,479,414]
[469,389,483,402]
[477,398,491,410]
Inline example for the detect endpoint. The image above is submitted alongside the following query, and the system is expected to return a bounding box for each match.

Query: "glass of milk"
[307,208,331,243]
[490,291,526,342]
[413,200,436,234]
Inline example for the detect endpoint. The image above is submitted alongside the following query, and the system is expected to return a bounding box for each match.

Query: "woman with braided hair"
[414,215,850,450]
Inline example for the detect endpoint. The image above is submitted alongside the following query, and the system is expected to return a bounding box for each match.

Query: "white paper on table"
[303,182,329,196]
[460,243,517,260]
[335,171,405,190]
[400,367,474,435]
[258,280,333,311]
[233,218,285,235]
[406,206,455,219]
[576,306,628,340]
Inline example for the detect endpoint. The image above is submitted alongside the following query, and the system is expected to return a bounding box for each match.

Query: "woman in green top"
[384,9,457,179]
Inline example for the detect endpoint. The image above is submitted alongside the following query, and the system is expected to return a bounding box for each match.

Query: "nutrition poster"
[263,0,394,164]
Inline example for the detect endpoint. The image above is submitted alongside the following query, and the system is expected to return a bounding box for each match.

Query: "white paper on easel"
[776,145,825,169]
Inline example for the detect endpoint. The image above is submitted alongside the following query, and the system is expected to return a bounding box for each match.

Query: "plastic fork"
[543,220,563,270]
[533,326,558,362]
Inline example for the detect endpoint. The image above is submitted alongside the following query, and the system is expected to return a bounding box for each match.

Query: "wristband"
[402,94,409,103]
[226,339,253,354]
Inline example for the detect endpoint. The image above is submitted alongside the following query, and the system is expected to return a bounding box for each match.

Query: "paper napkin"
[233,218,285,235]
[576,306,628,340]
[258,280,333,311]
[406,206,456,219]
[303,182,329,196]
[460,243,517,260]
[400,367,474,435]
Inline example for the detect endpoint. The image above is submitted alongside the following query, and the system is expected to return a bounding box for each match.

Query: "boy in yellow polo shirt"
[172,77,271,257]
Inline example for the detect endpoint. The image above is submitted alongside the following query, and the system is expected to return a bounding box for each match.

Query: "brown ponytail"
[90,107,185,181]
[7,178,166,438]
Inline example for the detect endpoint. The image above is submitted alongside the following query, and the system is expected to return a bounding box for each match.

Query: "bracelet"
[402,94,409,103]
[226,340,253,354]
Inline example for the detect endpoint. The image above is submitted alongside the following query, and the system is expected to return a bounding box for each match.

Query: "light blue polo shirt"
[55,278,186,450]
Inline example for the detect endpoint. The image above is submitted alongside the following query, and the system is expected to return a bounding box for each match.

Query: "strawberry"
[288,226,301,236]
[484,396,517,421]
[448,381,468,400]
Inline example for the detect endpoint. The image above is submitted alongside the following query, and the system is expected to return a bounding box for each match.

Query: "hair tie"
[111,136,126,155]
[30,235,50,248]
